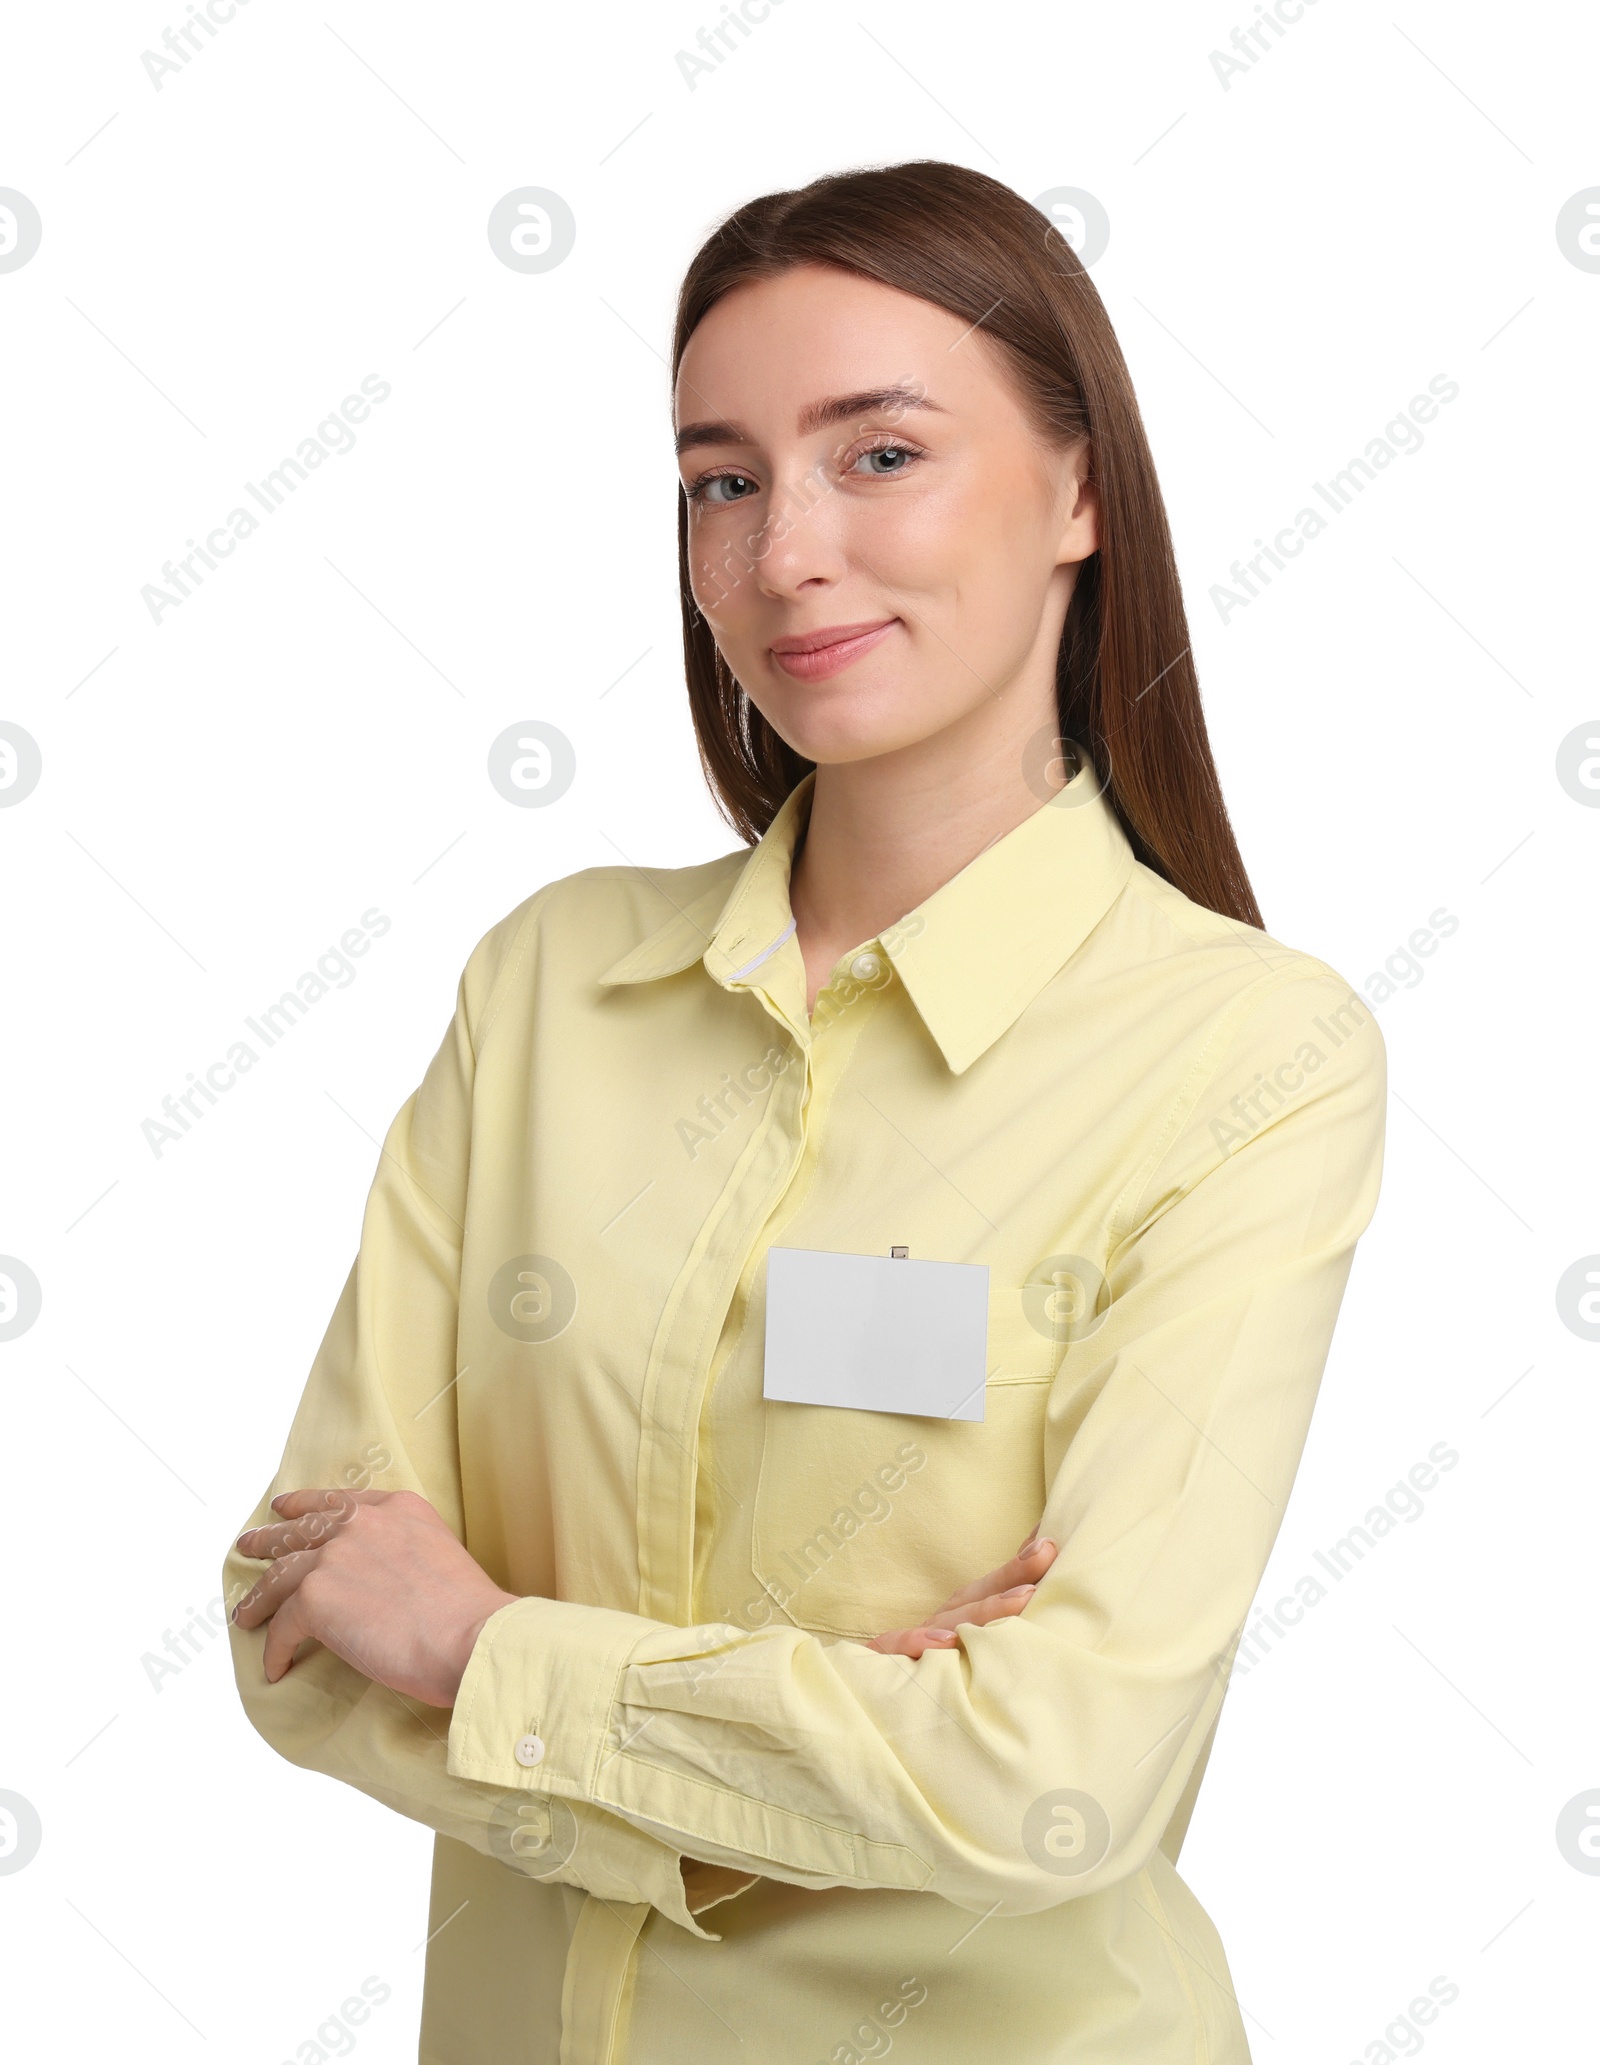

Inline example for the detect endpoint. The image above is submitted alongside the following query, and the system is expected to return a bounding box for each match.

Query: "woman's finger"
[865,1582,1039,1652]
[933,1536,1057,1615]
[864,1626,961,1658]
[267,1487,383,1521]
[923,1583,1037,1633]
[236,1509,353,1560]
[236,1484,402,1560]
[863,1538,1059,1655]
[231,1547,321,1629]
[259,1583,318,1684]
[235,1488,363,1559]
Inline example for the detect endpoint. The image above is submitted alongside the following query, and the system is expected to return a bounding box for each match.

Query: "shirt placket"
[631,950,815,1626]
[563,965,818,2063]
[568,943,889,2065]
[631,933,892,1625]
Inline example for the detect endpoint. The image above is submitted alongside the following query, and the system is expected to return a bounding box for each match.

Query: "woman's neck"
[787,710,1060,1014]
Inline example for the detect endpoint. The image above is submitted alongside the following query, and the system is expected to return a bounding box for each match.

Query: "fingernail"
[1026,1537,1056,1555]
[1003,1584,1036,1598]
[229,1604,238,1623]
[923,1629,958,1644]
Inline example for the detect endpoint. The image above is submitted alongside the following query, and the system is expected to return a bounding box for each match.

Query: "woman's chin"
[784,728,943,770]
[759,697,961,772]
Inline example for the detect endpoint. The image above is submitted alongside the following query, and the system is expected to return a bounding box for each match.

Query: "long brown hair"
[670,159,1263,930]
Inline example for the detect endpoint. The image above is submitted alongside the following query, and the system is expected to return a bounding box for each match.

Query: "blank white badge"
[763,1246,990,1421]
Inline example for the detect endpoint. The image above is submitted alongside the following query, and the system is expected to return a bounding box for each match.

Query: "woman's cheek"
[846,482,971,606]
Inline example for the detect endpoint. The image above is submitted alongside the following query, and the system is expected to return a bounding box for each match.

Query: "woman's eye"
[851,444,917,477]
[694,472,759,505]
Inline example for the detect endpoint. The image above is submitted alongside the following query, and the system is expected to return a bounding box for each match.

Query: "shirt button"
[850,952,881,981]
[514,1733,546,1768]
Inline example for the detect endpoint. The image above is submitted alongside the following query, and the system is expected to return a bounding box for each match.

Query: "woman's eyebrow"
[674,386,943,457]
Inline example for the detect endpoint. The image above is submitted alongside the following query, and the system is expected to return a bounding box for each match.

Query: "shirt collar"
[598,744,1135,1074]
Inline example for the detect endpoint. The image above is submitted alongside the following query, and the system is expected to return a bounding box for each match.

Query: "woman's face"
[673,262,1097,771]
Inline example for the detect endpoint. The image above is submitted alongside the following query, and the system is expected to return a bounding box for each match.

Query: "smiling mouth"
[769,619,899,681]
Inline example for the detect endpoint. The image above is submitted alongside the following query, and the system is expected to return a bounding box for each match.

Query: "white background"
[2,0,1595,2058]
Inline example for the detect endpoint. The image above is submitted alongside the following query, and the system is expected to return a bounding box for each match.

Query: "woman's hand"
[865,1529,1058,1657]
[232,1488,518,1708]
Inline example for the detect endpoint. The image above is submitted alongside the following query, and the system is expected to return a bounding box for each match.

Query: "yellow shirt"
[224,748,1386,2064]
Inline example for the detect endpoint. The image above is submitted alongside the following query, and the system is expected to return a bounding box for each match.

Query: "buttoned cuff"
[446,1596,754,1940]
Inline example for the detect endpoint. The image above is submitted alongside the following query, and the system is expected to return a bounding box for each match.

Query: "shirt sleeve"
[445,964,1387,1916]
[221,897,752,1941]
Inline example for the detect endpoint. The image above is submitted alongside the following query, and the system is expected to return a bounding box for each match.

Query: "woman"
[225,160,1385,2063]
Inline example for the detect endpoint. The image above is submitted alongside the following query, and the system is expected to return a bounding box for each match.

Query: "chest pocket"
[748,1286,1061,1639]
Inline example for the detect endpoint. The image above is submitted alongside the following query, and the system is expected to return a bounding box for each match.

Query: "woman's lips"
[769,619,898,682]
